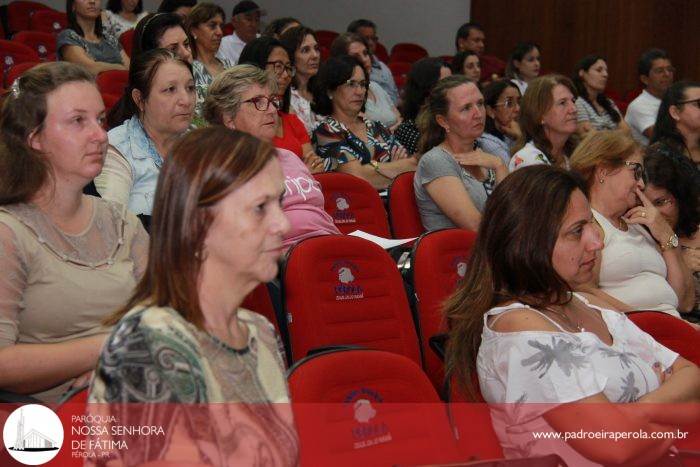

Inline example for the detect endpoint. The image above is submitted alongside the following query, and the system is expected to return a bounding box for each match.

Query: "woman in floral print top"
[445,166,700,466]
[312,55,416,189]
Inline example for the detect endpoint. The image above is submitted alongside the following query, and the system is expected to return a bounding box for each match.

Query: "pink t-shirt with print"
[276,149,339,249]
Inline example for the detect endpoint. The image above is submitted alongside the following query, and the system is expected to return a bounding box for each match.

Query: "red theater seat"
[96,69,128,97]
[628,311,700,365]
[7,1,53,35]
[389,42,428,63]
[241,283,280,333]
[12,30,55,60]
[288,348,462,466]
[411,228,477,390]
[387,171,424,239]
[282,235,420,364]
[314,29,338,48]
[0,40,39,85]
[119,29,135,57]
[313,172,391,238]
[222,23,234,36]
[5,61,38,87]
[388,61,411,88]
[29,9,67,35]
[374,42,389,64]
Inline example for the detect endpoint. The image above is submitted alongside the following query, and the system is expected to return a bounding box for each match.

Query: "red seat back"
[387,171,424,238]
[96,69,128,97]
[241,283,279,333]
[288,348,461,466]
[222,22,234,36]
[0,39,39,86]
[100,92,120,115]
[7,1,53,35]
[29,9,67,35]
[389,42,428,63]
[283,235,421,364]
[388,61,411,89]
[411,228,477,390]
[119,29,135,57]
[5,61,38,87]
[374,42,389,64]
[627,311,700,365]
[313,172,391,238]
[314,29,338,48]
[12,30,55,60]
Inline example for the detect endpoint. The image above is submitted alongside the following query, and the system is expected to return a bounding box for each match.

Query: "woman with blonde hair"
[509,74,578,171]
[570,130,695,317]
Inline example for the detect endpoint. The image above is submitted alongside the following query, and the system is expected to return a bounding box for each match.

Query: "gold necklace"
[544,305,585,333]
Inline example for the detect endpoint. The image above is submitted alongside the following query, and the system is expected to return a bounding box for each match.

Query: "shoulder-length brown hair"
[512,74,579,165]
[105,126,275,329]
[444,165,587,400]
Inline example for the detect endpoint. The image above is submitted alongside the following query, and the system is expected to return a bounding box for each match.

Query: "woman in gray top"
[414,75,507,231]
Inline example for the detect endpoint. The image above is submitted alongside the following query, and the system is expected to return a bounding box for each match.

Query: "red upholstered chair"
[314,29,338,48]
[479,54,506,81]
[410,228,477,390]
[627,311,700,365]
[119,29,135,57]
[282,235,421,364]
[387,61,411,89]
[389,43,428,64]
[0,40,39,86]
[319,44,329,62]
[7,1,53,35]
[288,348,462,466]
[100,92,120,114]
[29,9,67,35]
[4,60,38,87]
[313,172,391,237]
[12,30,55,60]
[387,171,424,239]
[96,69,128,97]
[241,283,280,333]
[374,42,389,64]
[222,22,234,36]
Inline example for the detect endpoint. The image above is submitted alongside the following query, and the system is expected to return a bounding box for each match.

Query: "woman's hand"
[389,144,408,161]
[500,120,522,140]
[69,370,94,391]
[622,188,675,245]
[681,248,700,272]
[453,149,505,171]
[303,151,325,174]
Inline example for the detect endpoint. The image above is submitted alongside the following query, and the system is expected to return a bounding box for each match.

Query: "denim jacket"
[108,116,163,215]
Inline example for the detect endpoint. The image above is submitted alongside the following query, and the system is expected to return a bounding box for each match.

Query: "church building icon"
[10,408,58,452]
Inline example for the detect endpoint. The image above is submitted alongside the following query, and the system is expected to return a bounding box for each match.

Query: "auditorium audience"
[650,81,700,168]
[102,0,149,39]
[395,57,452,155]
[280,26,322,135]
[414,75,507,231]
[504,42,540,95]
[157,0,196,18]
[570,130,694,316]
[90,127,299,466]
[572,54,628,134]
[58,0,130,74]
[330,33,401,130]
[645,146,700,315]
[347,18,399,104]
[454,22,503,82]
[263,16,301,38]
[217,0,261,65]
[96,49,195,216]
[131,12,193,63]
[186,3,232,115]
[451,50,481,84]
[510,74,578,171]
[203,65,338,248]
[445,164,700,467]
[625,48,675,145]
[478,79,521,165]
[312,55,416,189]
[238,36,325,171]
[0,62,148,402]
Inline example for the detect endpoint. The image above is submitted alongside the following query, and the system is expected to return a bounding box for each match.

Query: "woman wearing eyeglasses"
[570,130,695,317]
[238,36,325,173]
[312,55,417,190]
[478,80,522,166]
[203,65,339,250]
[650,81,700,168]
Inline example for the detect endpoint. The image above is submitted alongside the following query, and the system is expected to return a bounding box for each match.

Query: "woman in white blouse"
[445,165,700,466]
[570,130,695,317]
[103,0,149,39]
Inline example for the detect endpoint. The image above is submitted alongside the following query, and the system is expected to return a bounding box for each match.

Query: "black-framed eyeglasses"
[266,61,295,77]
[624,161,647,183]
[679,98,700,110]
[343,79,368,90]
[494,97,520,109]
[242,95,281,111]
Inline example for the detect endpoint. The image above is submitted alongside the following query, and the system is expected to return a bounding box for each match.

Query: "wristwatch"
[659,233,679,251]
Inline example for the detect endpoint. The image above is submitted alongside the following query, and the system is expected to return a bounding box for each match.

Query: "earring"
[599,178,604,184]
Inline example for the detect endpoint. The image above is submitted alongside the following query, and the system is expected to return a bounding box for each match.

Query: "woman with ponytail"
[96,48,195,217]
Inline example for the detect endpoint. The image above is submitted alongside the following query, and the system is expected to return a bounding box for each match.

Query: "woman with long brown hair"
[445,165,700,466]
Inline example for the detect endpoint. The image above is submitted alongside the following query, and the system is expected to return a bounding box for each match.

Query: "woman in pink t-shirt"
[203,64,340,249]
